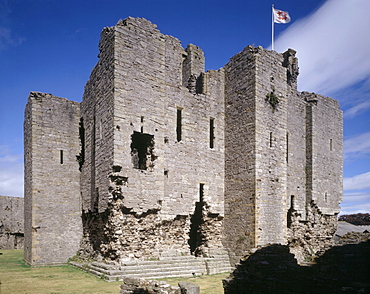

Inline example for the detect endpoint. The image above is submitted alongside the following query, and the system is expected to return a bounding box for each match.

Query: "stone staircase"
[71,253,232,282]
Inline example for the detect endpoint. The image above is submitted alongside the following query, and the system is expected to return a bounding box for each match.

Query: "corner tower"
[223,46,290,263]
[223,46,342,264]
[24,92,82,265]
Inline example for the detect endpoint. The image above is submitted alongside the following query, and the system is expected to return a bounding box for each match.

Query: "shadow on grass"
[223,240,370,294]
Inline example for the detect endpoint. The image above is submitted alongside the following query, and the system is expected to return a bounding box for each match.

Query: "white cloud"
[343,171,370,191]
[344,132,370,159]
[340,203,370,216]
[0,146,23,197]
[273,0,370,96]
[340,191,370,215]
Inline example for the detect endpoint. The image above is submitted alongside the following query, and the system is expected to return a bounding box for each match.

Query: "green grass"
[0,250,228,294]
[0,249,122,293]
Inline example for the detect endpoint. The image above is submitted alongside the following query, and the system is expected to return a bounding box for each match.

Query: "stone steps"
[71,254,232,282]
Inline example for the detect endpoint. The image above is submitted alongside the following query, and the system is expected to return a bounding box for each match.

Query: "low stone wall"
[0,196,24,249]
[223,241,370,293]
[120,277,200,294]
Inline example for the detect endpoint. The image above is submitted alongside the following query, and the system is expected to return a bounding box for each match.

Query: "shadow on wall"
[223,240,370,294]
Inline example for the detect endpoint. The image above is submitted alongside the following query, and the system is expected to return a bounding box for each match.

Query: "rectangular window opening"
[60,150,64,164]
[330,139,333,151]
[177,109,182,142]
[210,118,215,149]
[131,131,156,170]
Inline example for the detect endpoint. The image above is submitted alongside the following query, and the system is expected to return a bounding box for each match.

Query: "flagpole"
[272,5,275,51]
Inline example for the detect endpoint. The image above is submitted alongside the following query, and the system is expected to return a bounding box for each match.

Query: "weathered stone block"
[178,282,200,294]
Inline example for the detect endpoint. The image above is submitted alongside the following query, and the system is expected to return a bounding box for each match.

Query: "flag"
[273,8,291,24]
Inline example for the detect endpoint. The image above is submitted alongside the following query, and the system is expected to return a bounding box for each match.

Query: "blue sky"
[0,0,369,215]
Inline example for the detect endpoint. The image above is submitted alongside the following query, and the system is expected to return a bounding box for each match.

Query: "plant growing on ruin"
[265,89,280,111]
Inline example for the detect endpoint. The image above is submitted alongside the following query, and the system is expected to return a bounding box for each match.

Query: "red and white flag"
[273,8,291,24]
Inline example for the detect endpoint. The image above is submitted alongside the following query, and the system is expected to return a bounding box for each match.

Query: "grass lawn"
[0,249,228,294]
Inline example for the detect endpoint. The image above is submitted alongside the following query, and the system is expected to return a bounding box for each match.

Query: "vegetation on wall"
[265,89,280,111]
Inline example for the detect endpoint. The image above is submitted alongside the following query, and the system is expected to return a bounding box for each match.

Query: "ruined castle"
[24,17,342,268]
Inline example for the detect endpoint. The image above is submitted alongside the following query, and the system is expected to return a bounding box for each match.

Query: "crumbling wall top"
[116,17,159,32]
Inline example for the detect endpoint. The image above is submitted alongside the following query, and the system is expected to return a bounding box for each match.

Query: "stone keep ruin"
[24,17,342,268]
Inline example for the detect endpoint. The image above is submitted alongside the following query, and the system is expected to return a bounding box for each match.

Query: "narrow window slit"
[60,150,64,164]
[177,108,182,142]
[286,132,289,162]
[210,118,215,149]
[269,132,273,148]
[199,183,205,202]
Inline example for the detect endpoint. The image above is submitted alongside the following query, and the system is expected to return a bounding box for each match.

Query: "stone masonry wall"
[254,48,288,246]
[304,92,342,215]
[285,91,342,262]
[0,196,24,249]
[24,92,82,265]
[286,92,307,219]
[223,46,290,264]
[79,18,226,261]
[223,46,258,264]
[223,45,342,264]
[80,25,116,213]
[79,24,116,258]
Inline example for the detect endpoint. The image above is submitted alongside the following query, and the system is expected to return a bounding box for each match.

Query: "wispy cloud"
[338,77,370,115]
[0,1,25,51]
[0,26,25,50]
[273,0,370,96]
[344,100,370,119]
[344,132,370,160]
[343,171,370,191]
[340,191,370,215]
[0,26,12,49]
[0,146,23,197]
[0,0,11,21]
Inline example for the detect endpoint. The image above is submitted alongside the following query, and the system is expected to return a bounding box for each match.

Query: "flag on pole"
[273,8,291,24]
